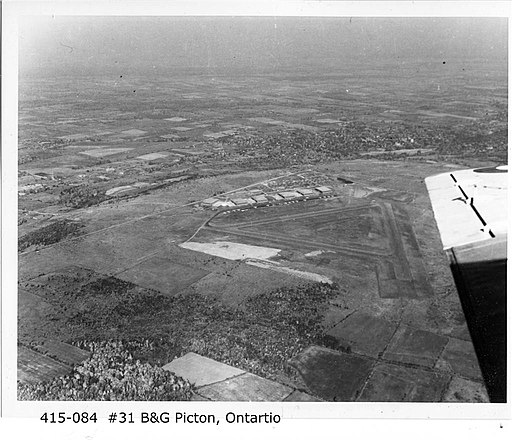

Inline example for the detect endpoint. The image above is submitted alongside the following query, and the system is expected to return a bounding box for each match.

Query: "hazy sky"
[19,16,508,77]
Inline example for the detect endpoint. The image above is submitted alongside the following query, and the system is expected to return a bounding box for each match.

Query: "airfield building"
[297,188,316,197]
[232,198,256,206]
[316,186,333,194]
[251,194,268,204]
[279,191,302,200]
[201,197,219,207]
[212,200,235,209]
[267,194,284,202]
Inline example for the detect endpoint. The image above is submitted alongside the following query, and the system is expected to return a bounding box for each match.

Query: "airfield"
[17,64,506,401]
[18,161,492,402]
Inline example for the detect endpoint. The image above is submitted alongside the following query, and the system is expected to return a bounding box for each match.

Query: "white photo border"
[2,0,511,432]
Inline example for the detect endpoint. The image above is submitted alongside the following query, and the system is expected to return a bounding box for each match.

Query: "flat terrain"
[17,65,506,401]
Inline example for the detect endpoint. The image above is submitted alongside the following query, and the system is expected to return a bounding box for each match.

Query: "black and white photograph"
[1,0,510,436]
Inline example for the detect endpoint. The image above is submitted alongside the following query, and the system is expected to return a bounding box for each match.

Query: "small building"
[232,198,255,206]
[316,186,333,194]
[267,193,284,202]
[212,200,236,209]
[279,191,302,200]
[297,188,316,196]
[251,194,268,204]
[201,197,219,207]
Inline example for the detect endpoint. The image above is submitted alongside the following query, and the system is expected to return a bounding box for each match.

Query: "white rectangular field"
[80,148,133,157]
[137,152,169,161]
[316,118,342,124]
[120,129,147,136]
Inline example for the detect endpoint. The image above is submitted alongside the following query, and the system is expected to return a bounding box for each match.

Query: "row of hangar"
[200,186,334,210]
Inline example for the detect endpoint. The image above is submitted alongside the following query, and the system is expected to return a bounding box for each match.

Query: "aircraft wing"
[425,165,508,403]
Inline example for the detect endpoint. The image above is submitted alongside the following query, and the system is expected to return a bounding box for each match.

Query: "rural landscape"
[16,17,507,402]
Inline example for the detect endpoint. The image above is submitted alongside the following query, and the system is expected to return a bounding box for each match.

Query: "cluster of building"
[200,186,334,210]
